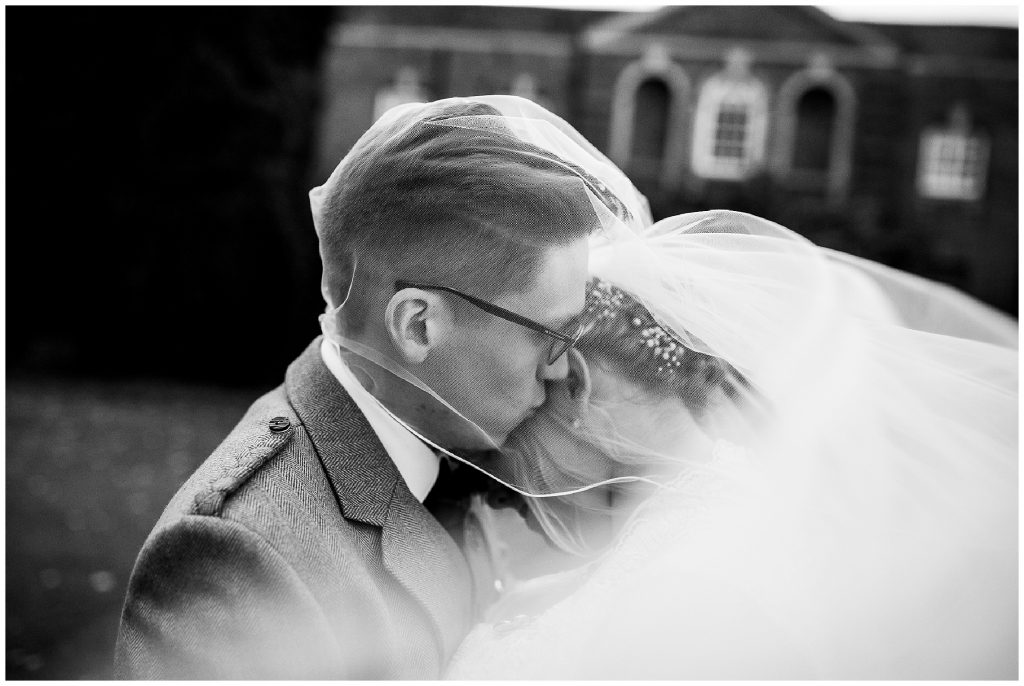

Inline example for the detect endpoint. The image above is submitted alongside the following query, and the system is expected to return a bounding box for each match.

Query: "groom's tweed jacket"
[114,337,474,679]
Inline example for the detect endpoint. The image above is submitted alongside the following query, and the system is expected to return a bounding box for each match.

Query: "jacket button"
[268,416,291,432]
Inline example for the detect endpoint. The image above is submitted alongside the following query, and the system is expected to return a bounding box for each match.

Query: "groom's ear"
[385,287,453,364]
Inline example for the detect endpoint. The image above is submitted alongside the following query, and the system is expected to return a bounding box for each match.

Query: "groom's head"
[313,99,597,448]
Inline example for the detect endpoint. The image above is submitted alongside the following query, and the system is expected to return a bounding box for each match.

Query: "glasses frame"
[395,279,587,364]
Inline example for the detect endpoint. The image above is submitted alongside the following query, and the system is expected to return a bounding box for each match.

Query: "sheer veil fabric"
[312,96,1017,678]
[445,209,1016,679]
[310,95,664,499]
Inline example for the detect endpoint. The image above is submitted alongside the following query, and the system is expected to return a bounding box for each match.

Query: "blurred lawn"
[6,376,265,679]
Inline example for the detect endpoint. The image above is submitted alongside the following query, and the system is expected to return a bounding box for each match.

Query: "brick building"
[315,6,1018,313]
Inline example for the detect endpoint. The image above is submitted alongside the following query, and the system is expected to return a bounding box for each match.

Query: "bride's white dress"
[448,425,1017,680]
[448,440,777,680]
[443,221,1018,678]
[305,95,1014,679]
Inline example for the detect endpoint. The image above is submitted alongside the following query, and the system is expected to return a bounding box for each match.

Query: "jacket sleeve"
[114,514,346,679]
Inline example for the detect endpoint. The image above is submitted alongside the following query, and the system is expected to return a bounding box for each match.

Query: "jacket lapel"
[285,337,473,661]
[382,480,474,660]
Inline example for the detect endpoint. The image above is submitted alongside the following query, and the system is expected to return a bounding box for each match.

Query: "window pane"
[918,129,988,201]
[713,103,748,160]
[692,74,767,181]
[631,78,670,164]
[793,87,835,173]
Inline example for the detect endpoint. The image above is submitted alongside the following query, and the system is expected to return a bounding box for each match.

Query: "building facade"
[316,6,1018,314]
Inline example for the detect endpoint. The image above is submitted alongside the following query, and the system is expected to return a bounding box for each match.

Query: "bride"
[446,226,1018,678]
[328,95,1016,678]
[416,102,1013,679]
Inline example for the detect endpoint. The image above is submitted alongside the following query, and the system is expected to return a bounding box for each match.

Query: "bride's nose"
[538,349,570,381]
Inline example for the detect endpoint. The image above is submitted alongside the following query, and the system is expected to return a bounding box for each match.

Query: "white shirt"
[320,338,440,503]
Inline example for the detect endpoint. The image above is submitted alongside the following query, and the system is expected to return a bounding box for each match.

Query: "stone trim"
[608,45,692,189]
[332,23,573,58]
[774,57,857,203]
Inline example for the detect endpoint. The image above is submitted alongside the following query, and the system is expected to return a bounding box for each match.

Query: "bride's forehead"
[586,359,647,402]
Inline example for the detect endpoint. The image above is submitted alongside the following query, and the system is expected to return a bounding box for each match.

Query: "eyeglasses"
[395,280,588,365]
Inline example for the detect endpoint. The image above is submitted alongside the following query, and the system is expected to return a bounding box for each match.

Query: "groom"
[114,99,595,679]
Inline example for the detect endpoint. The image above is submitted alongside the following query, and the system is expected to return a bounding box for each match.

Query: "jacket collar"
[284,337,473,662]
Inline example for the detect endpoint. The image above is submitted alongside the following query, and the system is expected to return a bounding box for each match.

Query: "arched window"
[629,78,671,177]
[793,87,836,174]
[917,104,989,201]
[373,67,428,123]
[691,50,768,180]
[608,45,691,189]
[776,59,856,202]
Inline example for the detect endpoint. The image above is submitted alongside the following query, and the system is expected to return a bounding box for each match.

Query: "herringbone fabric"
[114,337,474,679]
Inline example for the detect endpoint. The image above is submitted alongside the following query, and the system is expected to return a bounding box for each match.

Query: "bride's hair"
[506,278,757,558]
[577,278,750,418]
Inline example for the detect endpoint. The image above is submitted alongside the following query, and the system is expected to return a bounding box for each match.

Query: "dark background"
[4,6,1018,680]
[6,8,332,679]
[8,7,331,386]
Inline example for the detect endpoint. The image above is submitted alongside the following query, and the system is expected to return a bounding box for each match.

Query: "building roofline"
[582,5,902,53]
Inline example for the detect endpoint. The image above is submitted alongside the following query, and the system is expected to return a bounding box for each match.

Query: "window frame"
[773,61,857,204]
[691,72,769,181]
[916,125,990,202]
[607,46,692,189]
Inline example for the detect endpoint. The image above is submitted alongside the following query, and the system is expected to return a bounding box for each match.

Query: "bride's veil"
[310,94,663,497]
[311,95,1016,677]
[506,210,1018,677]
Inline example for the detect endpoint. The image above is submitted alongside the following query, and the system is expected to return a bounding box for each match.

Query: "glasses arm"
[395,280,575,343]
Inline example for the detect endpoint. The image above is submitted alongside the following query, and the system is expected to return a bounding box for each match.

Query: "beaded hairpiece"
[583,278,686,376]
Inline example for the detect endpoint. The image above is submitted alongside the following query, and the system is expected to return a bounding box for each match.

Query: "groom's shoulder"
[116,379,394,679]
[156,384,317,530]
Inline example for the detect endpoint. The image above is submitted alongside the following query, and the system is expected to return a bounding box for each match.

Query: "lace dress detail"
[445,440,749,679]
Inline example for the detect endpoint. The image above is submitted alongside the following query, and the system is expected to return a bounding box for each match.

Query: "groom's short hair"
[317,100,600,333]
